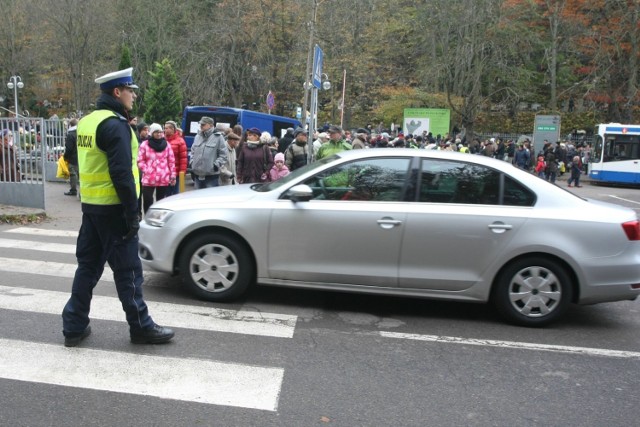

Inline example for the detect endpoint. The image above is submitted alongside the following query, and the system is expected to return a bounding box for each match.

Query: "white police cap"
[95,67,139,90]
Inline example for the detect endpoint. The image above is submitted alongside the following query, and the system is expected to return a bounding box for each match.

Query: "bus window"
[603,137,616,162]
[602,134,640,162]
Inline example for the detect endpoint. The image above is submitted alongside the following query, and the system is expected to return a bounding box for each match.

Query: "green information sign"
[403,108,451,138]
[533,115,561,155]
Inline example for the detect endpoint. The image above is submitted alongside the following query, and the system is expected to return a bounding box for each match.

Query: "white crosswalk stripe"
[0,257,115,281]
[4,227,79,238]
[0,227,295,411]
[0,237,76,253]
[1,338,284,411]
[0,285,297,338]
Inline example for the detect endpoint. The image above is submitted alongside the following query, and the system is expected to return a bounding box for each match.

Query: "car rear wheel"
[492,257,572,327]
[178,233,254,302]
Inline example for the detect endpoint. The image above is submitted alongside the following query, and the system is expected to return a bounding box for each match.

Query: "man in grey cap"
[190,116,228,189]
[316,125,352,160]
[285,127,310,171]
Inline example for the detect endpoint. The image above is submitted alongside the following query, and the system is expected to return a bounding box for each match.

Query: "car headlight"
[144,209,174,227]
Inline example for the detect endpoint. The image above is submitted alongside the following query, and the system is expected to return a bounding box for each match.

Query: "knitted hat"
[149,123,163,134]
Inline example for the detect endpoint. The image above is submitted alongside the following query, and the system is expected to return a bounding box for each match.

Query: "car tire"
[492,257,573,327]
[178,233,254,302]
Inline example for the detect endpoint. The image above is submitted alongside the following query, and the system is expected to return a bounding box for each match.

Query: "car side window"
[418,159,535,206]
[503,175,536,206]
[302,158,411,201]
[418,159,501,205]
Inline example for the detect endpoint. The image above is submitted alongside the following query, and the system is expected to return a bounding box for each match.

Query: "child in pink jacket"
[269,152,290,182]
[137,123,176,213]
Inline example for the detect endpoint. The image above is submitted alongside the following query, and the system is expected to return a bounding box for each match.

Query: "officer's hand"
[229,174,234,180]
[213,165,219,172]
[123,215,140,240]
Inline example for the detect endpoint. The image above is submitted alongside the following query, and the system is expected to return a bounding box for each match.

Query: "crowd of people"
[104,122,593,210]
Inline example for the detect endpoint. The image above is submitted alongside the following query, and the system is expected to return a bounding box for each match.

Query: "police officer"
[62,68,174,347]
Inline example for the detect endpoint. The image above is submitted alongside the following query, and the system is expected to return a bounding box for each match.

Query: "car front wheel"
[492,257,573,327]
[178,233,254,302]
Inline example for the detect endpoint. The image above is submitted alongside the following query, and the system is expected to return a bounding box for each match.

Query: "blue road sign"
[312,45,323,89]
[266,91,275,110]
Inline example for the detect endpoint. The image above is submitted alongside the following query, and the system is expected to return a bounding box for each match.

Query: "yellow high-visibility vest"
[77,110,140,205]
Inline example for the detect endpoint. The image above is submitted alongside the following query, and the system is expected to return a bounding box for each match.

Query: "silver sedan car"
[138,149,640,326]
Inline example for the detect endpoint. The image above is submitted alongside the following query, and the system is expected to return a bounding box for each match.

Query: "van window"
[184,112,238,139]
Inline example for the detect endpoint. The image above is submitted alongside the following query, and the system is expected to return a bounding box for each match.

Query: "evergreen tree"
[118,45,140,115]
[144,58,183,124]
[119,45,132,70]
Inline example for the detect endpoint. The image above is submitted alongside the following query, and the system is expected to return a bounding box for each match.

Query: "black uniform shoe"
[64,326,92,347]
[130,324,175,344]
[64,190,77,196]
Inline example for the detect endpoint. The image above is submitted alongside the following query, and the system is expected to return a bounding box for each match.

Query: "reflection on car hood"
[151,184,261,211]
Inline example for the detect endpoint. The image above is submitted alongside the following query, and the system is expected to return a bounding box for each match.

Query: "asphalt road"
[0,178,639,427]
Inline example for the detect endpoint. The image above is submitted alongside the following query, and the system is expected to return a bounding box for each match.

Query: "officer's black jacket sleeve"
[96,117,139,218]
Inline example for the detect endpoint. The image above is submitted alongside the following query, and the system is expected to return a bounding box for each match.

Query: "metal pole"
[13,81,18,118]
[340,69,346,128]
[302,0,319,134]
[307,87,317,163]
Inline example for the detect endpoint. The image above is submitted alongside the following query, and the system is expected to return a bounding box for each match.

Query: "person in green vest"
[316,125,352,160]
[62,68,174,347]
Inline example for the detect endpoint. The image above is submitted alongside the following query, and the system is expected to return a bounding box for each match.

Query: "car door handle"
[488,223,513,231]
[377,218,403,229]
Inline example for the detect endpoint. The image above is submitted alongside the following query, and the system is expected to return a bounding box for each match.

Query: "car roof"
[335,148,510,168]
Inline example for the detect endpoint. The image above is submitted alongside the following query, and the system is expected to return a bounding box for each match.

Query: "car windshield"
[254,154,340,192]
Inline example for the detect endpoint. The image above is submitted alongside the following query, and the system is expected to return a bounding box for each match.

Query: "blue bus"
[589,123,640,185]
[181,106,301,149]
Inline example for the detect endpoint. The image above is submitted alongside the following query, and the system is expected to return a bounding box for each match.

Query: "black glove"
[213,165,219,173]
[229,174,234,180]
[123,215,140,240]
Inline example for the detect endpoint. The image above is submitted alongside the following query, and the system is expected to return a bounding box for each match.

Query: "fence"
[0,117,67,209]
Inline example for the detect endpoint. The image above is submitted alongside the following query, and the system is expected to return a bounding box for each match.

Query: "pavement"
[0,181,83,228]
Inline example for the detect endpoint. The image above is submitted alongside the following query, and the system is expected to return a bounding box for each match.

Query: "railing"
[0,117,66,208]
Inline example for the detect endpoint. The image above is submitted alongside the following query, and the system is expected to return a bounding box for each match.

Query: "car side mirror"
[287,184,313,202]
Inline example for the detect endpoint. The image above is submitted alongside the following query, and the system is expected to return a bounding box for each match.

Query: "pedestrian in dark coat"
[0,129,20,182]
[237,127,274,183]
[277,127,295,154]
[63,118,79,195]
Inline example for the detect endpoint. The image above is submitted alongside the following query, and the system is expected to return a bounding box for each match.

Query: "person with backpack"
[285,127,309,171]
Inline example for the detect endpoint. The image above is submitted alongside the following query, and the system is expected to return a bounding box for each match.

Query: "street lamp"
[7,75,24,118]
[304,75,330,120]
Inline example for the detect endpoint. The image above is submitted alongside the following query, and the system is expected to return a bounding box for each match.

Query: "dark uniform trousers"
[62,212,154,336]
